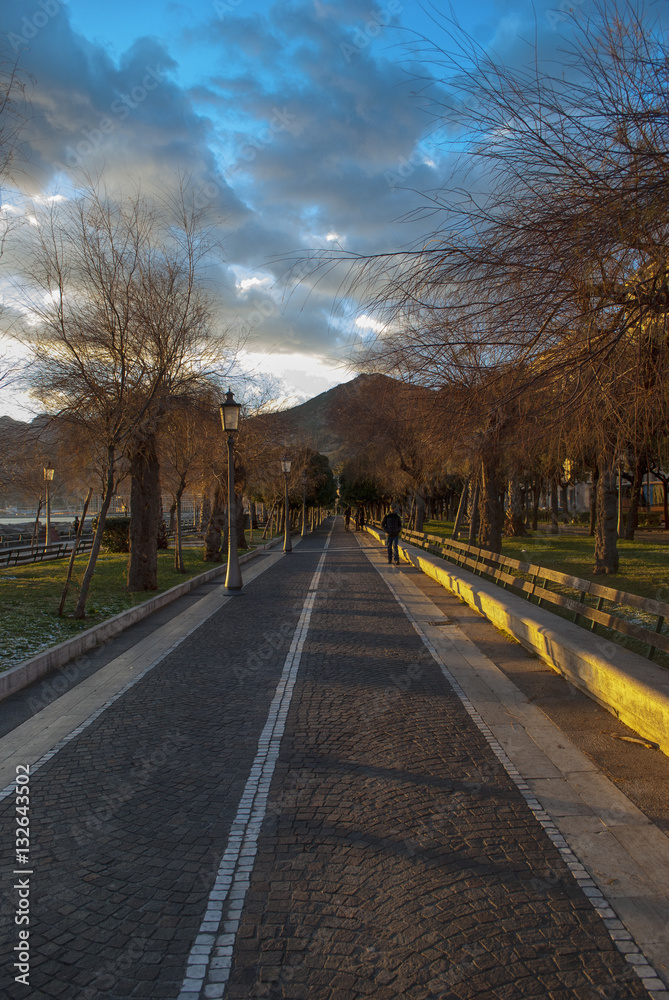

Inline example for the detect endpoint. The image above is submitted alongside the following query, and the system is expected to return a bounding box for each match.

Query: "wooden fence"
[372,523,669,664]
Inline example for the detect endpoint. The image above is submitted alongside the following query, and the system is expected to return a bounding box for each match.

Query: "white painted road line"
[177,522,335,1000]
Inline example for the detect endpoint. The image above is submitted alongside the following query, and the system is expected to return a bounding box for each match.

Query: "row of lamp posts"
[39,392,319,578]
[220,390,319,594]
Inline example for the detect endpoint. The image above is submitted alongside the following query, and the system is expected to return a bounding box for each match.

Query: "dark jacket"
[381,511,401,537]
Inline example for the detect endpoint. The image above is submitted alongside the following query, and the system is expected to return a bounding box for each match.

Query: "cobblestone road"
[0,520,660,999]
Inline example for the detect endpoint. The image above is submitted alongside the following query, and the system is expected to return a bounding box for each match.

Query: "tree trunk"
[74,448,116,619]
[532,479,540,531]
[204,482,226,562]
[478,458,504,553]
[624,455,645,541]
[549,476,560,534]
[504,477,525,536]
[127,430,160,591]
[262,502,275,539]
[451,478,469,540]
[593,464,619,575]
[468,479,480,545]
[523,487,532,532]
[31,498,43,546]
[407,495,416,531]
[198,492,211,532]
[58,487,93,616]
[174,484,185,572]
[589,465,599,537]
[414,491,425,533]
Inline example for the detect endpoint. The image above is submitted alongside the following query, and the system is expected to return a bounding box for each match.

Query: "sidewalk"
[0,519,667,999]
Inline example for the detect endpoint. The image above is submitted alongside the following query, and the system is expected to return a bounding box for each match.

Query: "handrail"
[371,521,669,663]
[0,530,94,549]
[0,538,94,568]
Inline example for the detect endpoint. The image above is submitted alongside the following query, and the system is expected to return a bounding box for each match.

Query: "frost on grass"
[0,598,137,671]
[0,611,76,670]
[0,552,204,671]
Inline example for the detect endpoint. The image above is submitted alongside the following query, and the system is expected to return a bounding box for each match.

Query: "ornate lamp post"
[282,456,292,552]
[301,471,308,536]
[43,465,55,548]
[219,390,243,591]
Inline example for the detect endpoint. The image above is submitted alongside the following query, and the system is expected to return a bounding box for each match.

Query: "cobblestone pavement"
[0,520,658,999]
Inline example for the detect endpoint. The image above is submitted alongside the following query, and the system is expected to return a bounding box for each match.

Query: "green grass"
[0,544,252,672]
[422,520,454,538]
[501,534,669,603]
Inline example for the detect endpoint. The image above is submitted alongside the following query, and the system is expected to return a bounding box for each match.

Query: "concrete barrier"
[366,526,669,755]
[0,540,282,703]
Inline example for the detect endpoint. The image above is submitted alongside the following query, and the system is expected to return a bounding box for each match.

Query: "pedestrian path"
[0,519,666,999]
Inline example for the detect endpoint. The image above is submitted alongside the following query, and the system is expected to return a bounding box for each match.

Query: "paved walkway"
[0,519,667,999]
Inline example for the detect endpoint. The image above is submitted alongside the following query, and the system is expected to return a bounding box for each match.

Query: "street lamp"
[301,471,308,537]
[281,456,292,552]
[43,465,54,548]
[219,390,243,591]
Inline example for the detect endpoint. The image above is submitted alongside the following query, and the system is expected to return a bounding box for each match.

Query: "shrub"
[92,516,131,552]
[638,512,661,527]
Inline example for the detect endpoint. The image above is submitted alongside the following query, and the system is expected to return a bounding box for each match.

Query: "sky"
[1,0,592,418]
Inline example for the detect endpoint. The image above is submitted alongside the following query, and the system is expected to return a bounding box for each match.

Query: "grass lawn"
[0,537,270,672]
[501,535,669,603]
[423,519,669,601]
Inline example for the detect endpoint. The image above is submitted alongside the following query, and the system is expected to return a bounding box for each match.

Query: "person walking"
[356,505,365,531]
[344,505,352,531]
[381,503,402,564]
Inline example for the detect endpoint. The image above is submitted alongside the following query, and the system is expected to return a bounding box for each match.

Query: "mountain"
[270,373,399,458]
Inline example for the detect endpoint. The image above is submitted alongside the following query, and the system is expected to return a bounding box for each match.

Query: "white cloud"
[31,194,67,205]
[236,275,272,293]
[355,314,385,333]
[239,349,355,405]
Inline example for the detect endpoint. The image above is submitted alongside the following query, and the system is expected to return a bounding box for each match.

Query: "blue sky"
[1,0,585,414]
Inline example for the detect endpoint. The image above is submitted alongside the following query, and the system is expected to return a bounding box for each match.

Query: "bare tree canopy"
[16,180,236,609]
[283,0,669,569]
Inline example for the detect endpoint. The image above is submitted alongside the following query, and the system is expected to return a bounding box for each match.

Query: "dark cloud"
[2,0,617,374]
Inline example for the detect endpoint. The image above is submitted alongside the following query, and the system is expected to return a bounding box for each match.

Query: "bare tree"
[287,1,669,571]
[19,181,234,613]
[159,391,217,571]
[0,52,30,394]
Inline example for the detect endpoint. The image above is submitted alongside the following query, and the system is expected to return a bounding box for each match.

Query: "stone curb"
[366,526,669,756]
[0,538,284,703]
